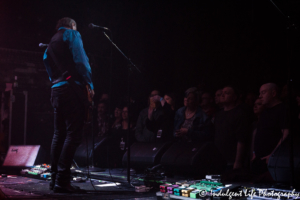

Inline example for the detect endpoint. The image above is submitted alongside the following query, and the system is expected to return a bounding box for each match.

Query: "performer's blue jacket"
[43,27,94,90]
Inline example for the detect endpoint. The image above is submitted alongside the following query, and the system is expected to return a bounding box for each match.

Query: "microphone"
[39,43,48,48]
[88,23,110,31]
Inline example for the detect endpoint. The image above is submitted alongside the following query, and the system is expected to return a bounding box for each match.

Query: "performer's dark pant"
[50,84,85,185]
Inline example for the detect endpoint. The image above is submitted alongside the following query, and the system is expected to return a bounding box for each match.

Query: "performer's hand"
[261,154,271,164]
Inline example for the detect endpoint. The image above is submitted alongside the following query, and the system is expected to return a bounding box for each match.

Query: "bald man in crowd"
[252,83,289,175]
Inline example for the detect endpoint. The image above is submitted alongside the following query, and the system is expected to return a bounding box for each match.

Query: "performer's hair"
[55,17,76,31]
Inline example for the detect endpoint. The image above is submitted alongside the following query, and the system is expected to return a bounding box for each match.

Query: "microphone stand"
[101,31,141,184]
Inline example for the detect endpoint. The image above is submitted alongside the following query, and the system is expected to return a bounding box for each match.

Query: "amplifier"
[160,141,226,177]
[3,145,45,167]
[122,142,172,170]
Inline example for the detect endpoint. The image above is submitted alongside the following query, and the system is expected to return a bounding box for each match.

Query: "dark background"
[0,0,300,104]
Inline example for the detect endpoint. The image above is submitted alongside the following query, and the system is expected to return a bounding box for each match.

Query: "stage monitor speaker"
[3,145,46,167]
[122,142,172,170]
[268,135,300,185]
[160,141,226,177]
[74,136,124,168]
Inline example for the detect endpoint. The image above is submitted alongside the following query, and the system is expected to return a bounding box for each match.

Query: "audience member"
[135,90,173,142]
[252,83,289,175]
[183,97,187,107]
[245,92,257,108]
[250,98,265,164]
[121,106,135,130]
[107,106,136,167]
[164,93,176,111]
[253,98,265,120]
[200,92,217,118]
[280,84,288,104]
[90,80,297,176]
[214,86,252,170]
[147,92,174,141]
[111,105,123,130]
[122,95,141,123]
[100,93,109,102]
[236,89,255,123]
[163,92,176,121]
[97,100,110,137]
[174,87,212,142]
[111,106,136,148]
[214,89,223,109]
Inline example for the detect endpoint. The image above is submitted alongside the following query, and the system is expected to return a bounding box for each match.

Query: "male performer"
[43,17,94,193]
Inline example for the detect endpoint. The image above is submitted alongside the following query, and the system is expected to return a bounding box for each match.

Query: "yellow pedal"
[181,187,195,197]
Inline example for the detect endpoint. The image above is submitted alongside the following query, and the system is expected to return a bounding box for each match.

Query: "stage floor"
[1,167,299,200]
[0,175,157,200]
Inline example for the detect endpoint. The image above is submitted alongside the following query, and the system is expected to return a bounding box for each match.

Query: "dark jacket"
[174,106,213,142]
[135,103,174,143]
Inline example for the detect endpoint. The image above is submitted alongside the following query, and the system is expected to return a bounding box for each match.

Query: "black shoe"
[49,173,80,190]
[53,184,85,193]
[49,173,56,190]
[50,181,80,190]
[49,180,55,190]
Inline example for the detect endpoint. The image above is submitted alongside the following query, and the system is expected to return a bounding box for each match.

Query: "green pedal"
[27,171,38,175]
[200,181,223,186]
[190,190,201,199]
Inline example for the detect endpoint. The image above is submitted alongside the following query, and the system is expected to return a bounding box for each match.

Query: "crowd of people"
[95,82,300,179]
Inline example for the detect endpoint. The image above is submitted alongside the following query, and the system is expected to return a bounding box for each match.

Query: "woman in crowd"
[183,97,187,107]
[251,98,265,162]
[200,92,217,119]
[111,105,123,130]
[174,87,212,142]
[121,106,135,131]
[164,93,176,111]
[111,106,136,167]
[112,106,136,147]
[253,98,265,120]
[97,100,110,137]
